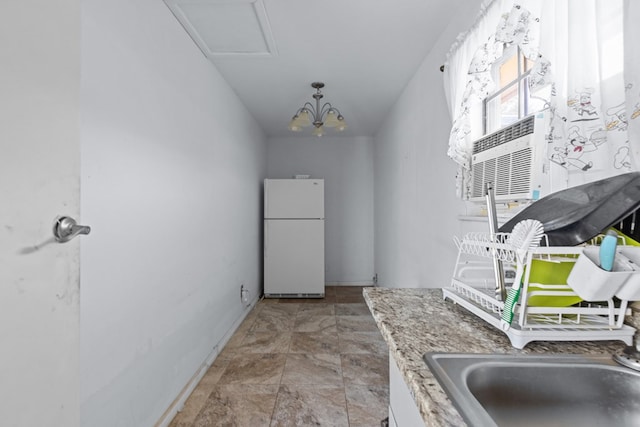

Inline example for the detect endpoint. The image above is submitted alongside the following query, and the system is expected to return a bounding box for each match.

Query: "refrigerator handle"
[264,180,268,220]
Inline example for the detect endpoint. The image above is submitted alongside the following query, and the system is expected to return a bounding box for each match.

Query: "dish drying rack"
[444,231,637,349]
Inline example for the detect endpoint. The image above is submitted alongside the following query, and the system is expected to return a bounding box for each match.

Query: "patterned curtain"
[445,0,638,195]
[443,0,513,196]
[625,0,640,168]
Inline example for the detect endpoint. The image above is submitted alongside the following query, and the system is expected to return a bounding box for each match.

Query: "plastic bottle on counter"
[599,230,618,271]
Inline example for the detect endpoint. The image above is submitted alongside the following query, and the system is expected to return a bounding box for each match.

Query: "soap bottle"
[599,230,618,271]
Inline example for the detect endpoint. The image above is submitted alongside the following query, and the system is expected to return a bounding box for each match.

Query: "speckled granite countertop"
[363,287,639,426]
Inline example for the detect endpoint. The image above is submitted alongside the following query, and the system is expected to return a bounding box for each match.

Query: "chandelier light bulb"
[296,110,312,127]
[288,120,303,131]
[323,110,340,128]
[312,126,324,137]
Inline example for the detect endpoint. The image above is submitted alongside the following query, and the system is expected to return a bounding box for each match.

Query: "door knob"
[53,216,91,243]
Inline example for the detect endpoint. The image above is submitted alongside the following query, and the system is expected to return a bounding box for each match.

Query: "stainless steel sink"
[424,353,640,427]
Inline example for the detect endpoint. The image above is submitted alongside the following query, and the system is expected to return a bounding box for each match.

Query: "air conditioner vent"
[470,147,532,199]
[510,147,533,193]
[496,155,511,195]
[472,163,485,198]
[473,115,536,154]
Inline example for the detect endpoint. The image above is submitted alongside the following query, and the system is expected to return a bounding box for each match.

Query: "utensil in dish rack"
[501,219,545,331]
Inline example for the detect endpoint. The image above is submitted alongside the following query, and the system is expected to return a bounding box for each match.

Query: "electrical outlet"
[240,284,249,305]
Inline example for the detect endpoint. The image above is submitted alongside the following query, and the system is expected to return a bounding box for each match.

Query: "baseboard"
[154,295,260,427]
[326,281,374,287]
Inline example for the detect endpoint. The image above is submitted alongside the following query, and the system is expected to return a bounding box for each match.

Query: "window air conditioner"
[468,111,567,202]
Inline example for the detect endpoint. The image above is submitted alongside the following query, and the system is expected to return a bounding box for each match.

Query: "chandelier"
[288,82,347,137]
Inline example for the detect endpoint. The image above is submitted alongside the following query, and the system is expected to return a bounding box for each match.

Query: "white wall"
[373,3,480,289]
[267,136,374,284]
[80,1,266,426]
[0,1,80,425]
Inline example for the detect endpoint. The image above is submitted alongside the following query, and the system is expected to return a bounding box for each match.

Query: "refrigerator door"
[264,219,325,297]
[265,179,324,219]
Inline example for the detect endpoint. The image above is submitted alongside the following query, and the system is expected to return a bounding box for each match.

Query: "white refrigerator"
[264,179,325,298]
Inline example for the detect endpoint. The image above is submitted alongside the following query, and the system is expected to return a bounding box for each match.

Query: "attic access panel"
[163,0,278,58]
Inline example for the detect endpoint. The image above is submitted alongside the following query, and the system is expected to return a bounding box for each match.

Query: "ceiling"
[163,0,474,138]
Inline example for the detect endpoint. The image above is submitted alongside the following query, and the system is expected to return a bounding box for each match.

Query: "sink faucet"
[613,308,640,371]
[613,346,640,371]
[613,310,640,371]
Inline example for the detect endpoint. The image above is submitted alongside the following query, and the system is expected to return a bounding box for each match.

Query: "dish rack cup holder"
[444,231,637,349]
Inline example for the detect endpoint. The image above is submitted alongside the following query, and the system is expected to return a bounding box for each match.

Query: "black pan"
[499,172,640,246]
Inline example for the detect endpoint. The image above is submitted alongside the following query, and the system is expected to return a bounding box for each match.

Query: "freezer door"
[264,179,324,219]
[264,219,325,296]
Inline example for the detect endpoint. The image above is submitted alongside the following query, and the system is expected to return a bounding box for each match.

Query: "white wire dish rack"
[444,231,637,349]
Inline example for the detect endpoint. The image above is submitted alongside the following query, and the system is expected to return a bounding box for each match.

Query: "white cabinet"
[389,351,424,426]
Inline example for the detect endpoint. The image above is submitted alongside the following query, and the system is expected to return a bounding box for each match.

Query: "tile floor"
[169,286,389,427]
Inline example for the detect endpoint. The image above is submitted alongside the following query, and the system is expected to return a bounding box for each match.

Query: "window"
[446,1,634,184]
[483,46,548,135]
